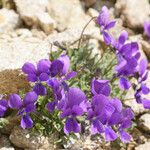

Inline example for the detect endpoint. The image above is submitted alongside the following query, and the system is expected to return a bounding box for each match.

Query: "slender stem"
[102,57,117,77]
[124,98,135,101]
[120,89,127,100]
[49,43,53,60]
[77,17,97,49]
[93,47,115,70]
[32,113,43,122]
[53,41,67,51]
[109,75,117,83]
[93,52,106,70]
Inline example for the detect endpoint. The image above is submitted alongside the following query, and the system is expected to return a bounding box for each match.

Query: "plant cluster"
[0,6,150,144]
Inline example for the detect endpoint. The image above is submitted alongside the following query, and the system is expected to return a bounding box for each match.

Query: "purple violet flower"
[115,55,138,77]
[112,30,128,50]
[0,100,8,117]
[46,78,65,113]
[139,58,149,82]
[48,55,76,92]
[88,95,134,142]
[97,6,116,31]
[46,72,77,113]
[91,79,111,96]
[22,59,51,95]
[108,99,134,143]
[105,127,118,142]
[46,55,77,113]
[113,33,140,90]
[50,55,70,77]
[102,31,112,45]
[119,77,131,90]
[115,41,139,76]
[8,91,38,129]
[58,88,87,134]
[97,6,116,45]
[134,58,150,108]
[144,22,150,39]
[87,94,116,141]
[118,42,139,59]
[64,117,81,134]
[58,54,70,75]
[113,31,140,89]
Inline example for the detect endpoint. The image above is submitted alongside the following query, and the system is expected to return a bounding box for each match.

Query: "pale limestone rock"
[47,0,95,32]
[65,134,101,150]
[14,0,48,26]
[0,148,14,150]
[0,28,46,40]
[1,0,15,9]
[139,114,150,132]
[15,28,33,38]
[47,0,82,31]
[37,12,56,34]
[93,0,115,11]
[81,0,96,7]
[0,135,14,149]
[0,26,100,72]
[115,0,150,29]
[0,116,20,134]
[47,0,103,43]
[135,142,150,150]
[87,8,99,18]
[124,99,148,115]
[14,0,55,34]
[9,126,57,149]
[0,8,20,33]
[0,36,48,71]
[31,29,47,40]
[140,40,150,61]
